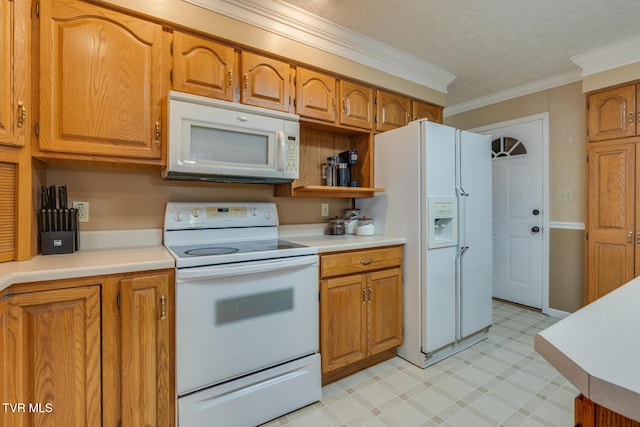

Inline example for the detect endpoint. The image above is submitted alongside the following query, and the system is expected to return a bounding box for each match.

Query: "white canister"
[355,218,375,236]
[344,219,358,234]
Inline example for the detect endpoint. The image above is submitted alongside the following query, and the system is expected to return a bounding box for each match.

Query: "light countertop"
[0,245,175,293]
[0,226,405,293]
[0,229,174,293]
[534,277,640,421]
[279,223,406,252]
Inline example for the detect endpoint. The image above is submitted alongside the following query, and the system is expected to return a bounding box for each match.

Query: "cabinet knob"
[360,258,373,265]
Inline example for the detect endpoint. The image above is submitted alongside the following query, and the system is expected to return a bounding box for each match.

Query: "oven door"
[175,255,319,396]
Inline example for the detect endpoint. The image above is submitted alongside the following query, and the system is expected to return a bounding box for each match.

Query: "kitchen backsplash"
[45,164,351,230]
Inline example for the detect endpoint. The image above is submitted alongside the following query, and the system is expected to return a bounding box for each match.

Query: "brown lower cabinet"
[0,269,174,427]
[319,245,403,384]
[575,394,640,427]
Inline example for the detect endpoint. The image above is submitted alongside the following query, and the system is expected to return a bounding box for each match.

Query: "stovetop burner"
[184,247,240,256]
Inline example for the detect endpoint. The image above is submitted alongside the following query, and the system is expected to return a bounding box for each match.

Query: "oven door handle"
[177,255,318,281]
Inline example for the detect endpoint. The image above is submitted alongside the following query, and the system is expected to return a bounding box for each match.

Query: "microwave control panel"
[284,134,299,177]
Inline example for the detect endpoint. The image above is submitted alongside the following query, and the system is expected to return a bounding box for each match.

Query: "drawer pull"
[367,287,373,303]
[360,258,373,265]
[362,288,367,304]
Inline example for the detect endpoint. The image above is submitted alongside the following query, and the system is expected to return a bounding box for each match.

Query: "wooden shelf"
[276,185,383,198]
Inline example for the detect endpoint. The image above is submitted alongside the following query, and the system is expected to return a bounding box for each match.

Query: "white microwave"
[163,91,300,183]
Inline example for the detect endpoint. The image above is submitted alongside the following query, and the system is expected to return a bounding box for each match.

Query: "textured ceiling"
[276,0,640,106]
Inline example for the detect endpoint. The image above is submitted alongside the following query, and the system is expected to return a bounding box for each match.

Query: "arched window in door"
[491,137,527,158]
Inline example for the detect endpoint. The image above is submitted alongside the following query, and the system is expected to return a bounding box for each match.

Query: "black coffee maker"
[337,149,358,186]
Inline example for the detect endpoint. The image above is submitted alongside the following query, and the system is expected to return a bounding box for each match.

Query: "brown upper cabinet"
[295,68,374,130]
[375,90,411,132]
[240,52,293,112]
[0,0,28,148]
[36,0,163,162]
[588,84,640,142]
[339,80,374,130]
[296,68,338,122]
[412,100,443,124]
[169,31,236,101]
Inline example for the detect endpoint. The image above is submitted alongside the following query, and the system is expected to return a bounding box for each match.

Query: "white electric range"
[164,202,321,427]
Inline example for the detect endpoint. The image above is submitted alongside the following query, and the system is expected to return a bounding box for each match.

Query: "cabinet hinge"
[169,41,173,54]
[169,69,173,83]
[34,122,39,137]
[318,291,321,302]
[35,1,40,18]
[586,128,589,137]
[116,292,121,311]
[585,231,589,241]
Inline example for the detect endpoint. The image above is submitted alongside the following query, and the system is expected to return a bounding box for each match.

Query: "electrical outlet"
[73,201,89,222]
[559,190,573,201]
[321,203,329,217]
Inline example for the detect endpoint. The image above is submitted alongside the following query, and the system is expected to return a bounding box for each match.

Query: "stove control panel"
[164,202,279,230]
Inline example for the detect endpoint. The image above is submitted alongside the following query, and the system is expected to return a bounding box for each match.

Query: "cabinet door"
[5,286,101,427]
[0,0,28,147]
[241,52,292,112]
[296,67,337,122]
[0,158,17,262]
[320,275,367,373]
[586,143,636,303]
[367,268,403,355]
[0,297,7,427]
[120,272,173,427]
[39,0,163,160]
[588,85,637,142]
[171,31,235,101]
[375,90,411,132]
[339,80,373,129]
[412,100,443,124]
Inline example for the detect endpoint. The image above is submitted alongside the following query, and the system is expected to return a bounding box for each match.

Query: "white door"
[471,115,546,309]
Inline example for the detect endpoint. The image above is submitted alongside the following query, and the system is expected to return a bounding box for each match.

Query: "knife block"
[40,231,76,255]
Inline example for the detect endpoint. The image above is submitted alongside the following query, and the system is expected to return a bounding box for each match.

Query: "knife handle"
[40,209,49,232]
[48,185,57,209]
[40,186,49,210]
[59,185,68,210]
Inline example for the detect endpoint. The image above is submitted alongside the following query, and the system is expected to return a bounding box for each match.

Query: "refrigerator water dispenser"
[428,197,458,248]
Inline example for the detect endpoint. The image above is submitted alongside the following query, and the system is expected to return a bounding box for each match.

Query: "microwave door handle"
[276,131,285,171]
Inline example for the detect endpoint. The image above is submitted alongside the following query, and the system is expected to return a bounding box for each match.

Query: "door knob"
[532,209,540,216]
[531,226,540,233]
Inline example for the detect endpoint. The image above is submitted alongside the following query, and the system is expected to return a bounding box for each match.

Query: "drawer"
[320,246,403,278]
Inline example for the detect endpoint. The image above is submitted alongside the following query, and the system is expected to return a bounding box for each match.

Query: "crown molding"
[570,35,640,77]
[444,70,582,117]
[183,0,456,93]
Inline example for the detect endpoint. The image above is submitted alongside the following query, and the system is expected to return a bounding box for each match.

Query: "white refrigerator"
[358,120,492,368]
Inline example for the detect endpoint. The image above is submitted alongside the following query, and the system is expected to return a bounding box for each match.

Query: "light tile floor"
[263,300,577,427]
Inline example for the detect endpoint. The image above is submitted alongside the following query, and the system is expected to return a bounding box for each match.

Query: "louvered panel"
[0,162,16,262]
